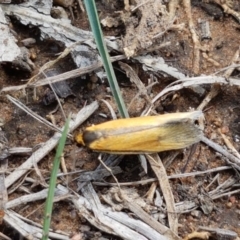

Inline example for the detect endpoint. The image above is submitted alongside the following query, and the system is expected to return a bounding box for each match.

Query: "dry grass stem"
[200,136,240,170]
[146,154,178,234]
[5,101,99,188]
[7,95,66,136]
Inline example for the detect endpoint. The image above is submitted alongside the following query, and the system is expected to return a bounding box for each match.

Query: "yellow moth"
[75,111,203,154]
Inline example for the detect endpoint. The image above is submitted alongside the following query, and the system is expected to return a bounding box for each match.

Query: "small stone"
[226,202,232,208]
[191,210,202,218]
[221,126,229,134]
[229,196,236,204]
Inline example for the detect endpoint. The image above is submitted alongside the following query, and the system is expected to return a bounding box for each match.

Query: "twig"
[151,76,240,104]
[93,166,232,186]
[168,0,180,21]
[98,154,120,190]
[6,188,66,209]
[75,182,164,240]
[0,232,11,240]
[183,231,210,240]
[223,47,240,78]
[208,176,236,197]
[46,75,66,120]
[182,0,201,73]
[28,41,85,85]
[218,129,240,159]
[182,0,220,73]
[146,154,178,235]
[197,84,220,111]
[5,101,99,188]
[145,182,157,202]
[131,0,151,12]
[76,167,122,182]
[77,0,85,12]
[7,95,67,137]
[32,157,48,188]
[119,61,153,110]
[100,99,117,120]
[4,210,69,240]
[215,0,240,22]
[60,154,68,183]
[0,159,7,224]
[123,197,179,240]
[198,226,237,239]
[1,55,125,92]
[153,16,176,39]
[0,131,8,224]
[200,136,240,170]
[214,64,240,75]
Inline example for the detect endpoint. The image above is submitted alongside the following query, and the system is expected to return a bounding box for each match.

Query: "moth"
[76,111,203,154]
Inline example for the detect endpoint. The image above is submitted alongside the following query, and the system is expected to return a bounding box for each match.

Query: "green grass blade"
[42,117,70,240]
[84,0,129,118]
